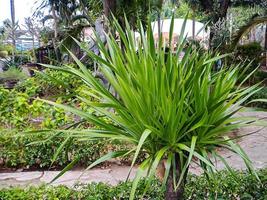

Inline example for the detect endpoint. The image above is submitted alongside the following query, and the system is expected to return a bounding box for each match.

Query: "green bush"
[0,44,14,55]
[0,180,163,200]
[0,69,87,129]
[14,69,83,98]
[254,70,267,84]
[185,169,267,200]
[0,50,8,58]
[235,42,263,66]
[247,87,267,109]
[0,129,143,169]
[0,130,103,168]
[0,67,27,81]
[0,69,142,169]
[232,42,265,85]
[0,86,74,129]
[1,169,267,200]
[234,42,264,81]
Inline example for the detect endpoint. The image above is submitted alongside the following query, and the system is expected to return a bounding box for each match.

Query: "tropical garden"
[0,0,267,199]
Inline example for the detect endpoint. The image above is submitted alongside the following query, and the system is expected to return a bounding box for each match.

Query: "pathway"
[0,111,266,188]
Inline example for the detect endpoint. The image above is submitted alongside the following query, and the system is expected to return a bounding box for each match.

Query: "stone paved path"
[0,111,266,188]
[0,165,138,189]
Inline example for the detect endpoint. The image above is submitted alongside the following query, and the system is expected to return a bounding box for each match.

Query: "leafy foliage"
[231,42,264,84]
[233,42,264,75]
[42,16,264,198]
[1,169,267,200]
[0,85,73,129]
[0,69,87,129]
[0,130,104,168]
[247,87,267,109]
[185,169,267,200]
[0,67,27,81]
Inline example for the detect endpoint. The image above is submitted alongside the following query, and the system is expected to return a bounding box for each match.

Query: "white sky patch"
[0,0,37,26]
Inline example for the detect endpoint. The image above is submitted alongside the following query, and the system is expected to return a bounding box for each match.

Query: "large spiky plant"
[42,16,265,200]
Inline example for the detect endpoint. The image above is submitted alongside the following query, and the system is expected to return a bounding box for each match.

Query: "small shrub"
[234,42,264,82]
[0,129,144,169]
[247,87,267,109]
[0,86,74,129]
[0,169,267,200]
[235,42,263,66]
[254,70,267,84]
[0,130,105,168]
[185,169,267,200]
[0,67,27,81]
[0,50,8,58]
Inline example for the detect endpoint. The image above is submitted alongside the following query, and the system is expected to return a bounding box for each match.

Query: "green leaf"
[127,129,151,180]
[86,150,129,170]
[50,157,80,183]
[130,158,150,200]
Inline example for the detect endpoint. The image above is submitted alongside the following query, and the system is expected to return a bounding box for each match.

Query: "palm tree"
[184,0,231,47]
[232,15,267,67]
[35,0,60,60]
[36,0,99,61]
[231,15,267,48]
[10,0,15,61]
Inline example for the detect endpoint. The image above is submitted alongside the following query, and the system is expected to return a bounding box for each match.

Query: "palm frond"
[231,15,267,48]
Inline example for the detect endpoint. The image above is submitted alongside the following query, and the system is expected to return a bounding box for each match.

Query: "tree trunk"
[32,36,36,62]
[208,0,230,49]
[199,0,213,13]
[51,4,60,62]
[165,154,188,200]
[103,0,116,34]
[219,0,230,19]
[157,12,161,40]
[10,0,15,62]
[192,8,196,40]
[103,0,116,19]
[265,23,267,68]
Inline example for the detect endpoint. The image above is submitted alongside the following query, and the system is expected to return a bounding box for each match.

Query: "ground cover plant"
[1,169,267,200]
[0,129,143,169]
[0,70,77,130]
[39,16,267,200]
[0,69,143,169]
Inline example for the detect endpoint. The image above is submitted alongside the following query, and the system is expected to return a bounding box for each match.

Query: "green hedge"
[185,169,267,200]
[0,69,83,129]
[0,68,145,169]
[1,169,267,200]
[235,42,263,69]
[0,131,105,168]
[247,87,267,109]
[0,130,143,169]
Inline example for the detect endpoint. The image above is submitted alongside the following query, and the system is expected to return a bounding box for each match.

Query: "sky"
[0,0,37,26]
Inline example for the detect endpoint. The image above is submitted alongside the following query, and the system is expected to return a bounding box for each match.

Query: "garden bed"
[0,169,267,200]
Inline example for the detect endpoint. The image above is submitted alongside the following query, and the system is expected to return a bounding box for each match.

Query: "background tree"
[34,0,103,61]
[23,17,42,62]
[186,0,200,40]
[1,19,20,55]
[10,0,16,61]
[34,0,60,61]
